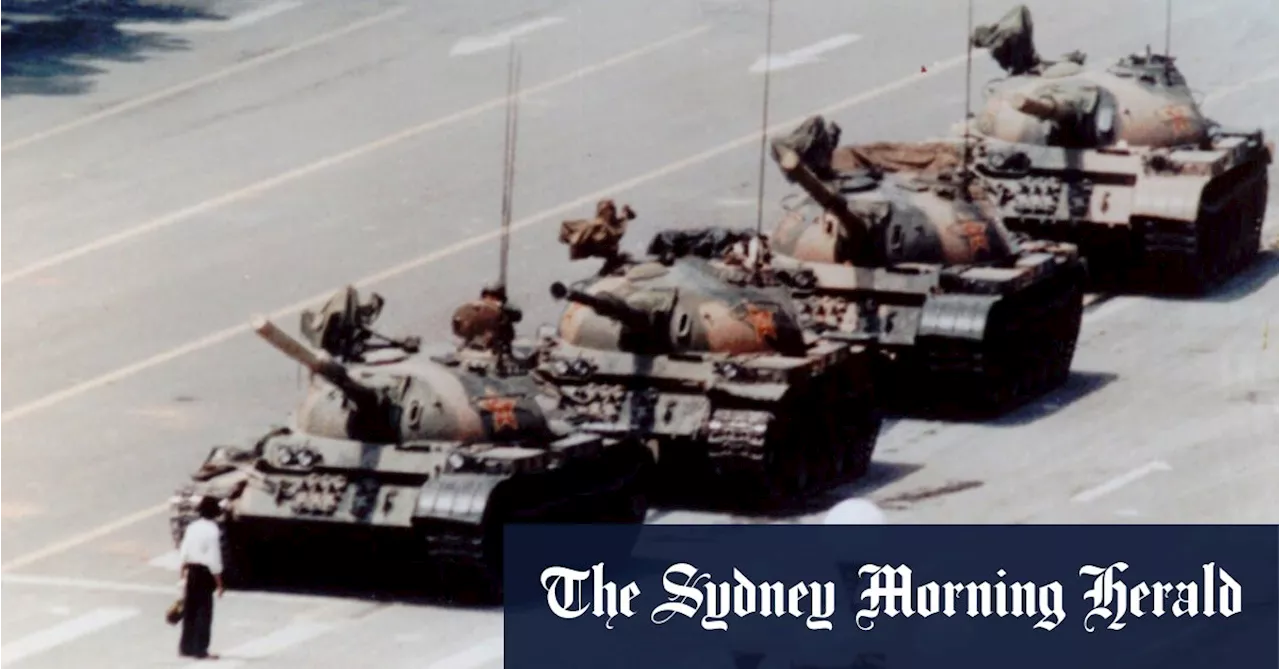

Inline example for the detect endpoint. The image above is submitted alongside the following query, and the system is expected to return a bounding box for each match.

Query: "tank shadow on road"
[225,558,506,610]
[2,0,220,97]
[883,370,1117,426]
[648,461,924,522]
[985,370,1119,428]
[1087,249,1279,301]
[1186,249,1278,304]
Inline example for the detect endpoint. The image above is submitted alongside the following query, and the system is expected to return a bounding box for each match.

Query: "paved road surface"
[2,0,1276,666]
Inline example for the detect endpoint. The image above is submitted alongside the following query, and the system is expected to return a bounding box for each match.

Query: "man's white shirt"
[179,518,224,576]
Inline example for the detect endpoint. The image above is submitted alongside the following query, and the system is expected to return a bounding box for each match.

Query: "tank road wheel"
[810,378,846,485]
[599,443,655,524]
[973,302,1022,415]
[757,410,813,504]
[817,373,881,484]
[1236,174,1269,271]
[839,397,881,482]
[1048,276,1085,389]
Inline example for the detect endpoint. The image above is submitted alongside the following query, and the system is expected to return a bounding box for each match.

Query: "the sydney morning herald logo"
[538,562,1242,632]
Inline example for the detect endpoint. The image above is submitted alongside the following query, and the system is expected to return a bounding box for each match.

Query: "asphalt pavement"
[1,0,1277,667]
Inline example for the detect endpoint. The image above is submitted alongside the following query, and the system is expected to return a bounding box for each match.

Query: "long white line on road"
[0,502,170,572]
[749,34,861,73]
[0,55,973,572]
[449,17,566,56]
[118,1,303,34]
[1,573,356,605]
[0,607,139,666]
[418,635,504,669]
[0,6,410,153]
[149,550,183,571]
[1202,70,1279,105]
[180,622,335,668]
[0,25,709,285]
[1070,461,1173,504]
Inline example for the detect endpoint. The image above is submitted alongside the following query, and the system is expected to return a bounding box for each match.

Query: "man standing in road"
[178,497,225,660]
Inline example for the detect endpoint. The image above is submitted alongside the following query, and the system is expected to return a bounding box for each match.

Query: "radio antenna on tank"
[961,0,975,199]
[498,42,521,290]
[753,0,777,235]
[1164,0,1172,59]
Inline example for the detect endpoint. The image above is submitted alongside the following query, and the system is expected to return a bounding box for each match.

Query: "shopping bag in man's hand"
[165,598,185,625]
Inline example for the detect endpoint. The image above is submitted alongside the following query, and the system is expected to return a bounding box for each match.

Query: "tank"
[532,219,882,505]
[167,287,653,592]
[963,4,1272,293]
[765,115,1087,415]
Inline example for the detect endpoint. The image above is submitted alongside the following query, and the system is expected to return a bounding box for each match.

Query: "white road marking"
[2,574,179,596]
[149,550,182,571]
[1,573,341,605]
[1,6,410,152]
[713,197,759,207]
[0,53,972,569]
[0,25,709,285]
[449,17,566,56]
[1071,461,1173,504]
[749,34,861,73]
[0,502,170,572]
[118,1,303,34]
[183,621,334,668]
[0,607,138,666]
[1202,70,1279,104]
[417,635,504,669]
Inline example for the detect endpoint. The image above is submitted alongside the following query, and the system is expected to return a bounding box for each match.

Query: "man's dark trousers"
[179,564,216,657]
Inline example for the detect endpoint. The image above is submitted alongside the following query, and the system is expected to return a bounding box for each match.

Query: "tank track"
[170,446,651,596]
[704,371,883,505]
[420,444,653,595]
[1135,162,1270,294]
[896,267,1085,416]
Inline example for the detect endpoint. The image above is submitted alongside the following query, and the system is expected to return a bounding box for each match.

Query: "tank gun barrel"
[251,316,381,410]
[1012,92,1071,124]
[770,140,873,253]
[549,282,650,332]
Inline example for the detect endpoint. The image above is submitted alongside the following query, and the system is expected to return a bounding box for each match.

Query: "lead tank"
[766,116,1087,415]
[532,215,882,505]
[168,287,652,591]
[964,4,1272,292]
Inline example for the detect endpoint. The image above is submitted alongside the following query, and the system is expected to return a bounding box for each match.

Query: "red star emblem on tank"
[475,388,520,432]
[1159,105,1195,134]
[956,221,990,254]
[742,304,778,341]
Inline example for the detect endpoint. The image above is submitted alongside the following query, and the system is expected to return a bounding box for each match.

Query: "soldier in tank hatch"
[451,282,523,356]
[558,198,638,275]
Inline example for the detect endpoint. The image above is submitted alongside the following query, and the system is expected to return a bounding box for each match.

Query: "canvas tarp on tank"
[831,142,966,177]
[646,227,756,260]
[773,115,966,179]
[971,4,1085,76]
[971,4,1041,75]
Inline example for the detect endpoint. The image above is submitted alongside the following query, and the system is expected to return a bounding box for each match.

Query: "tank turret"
[768,123,1018,268]
[548,256,810,359]
[965,4,1273,292]
[764,116,1087,417]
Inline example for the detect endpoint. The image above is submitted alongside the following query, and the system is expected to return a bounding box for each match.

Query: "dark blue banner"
[504,525,1278,669]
